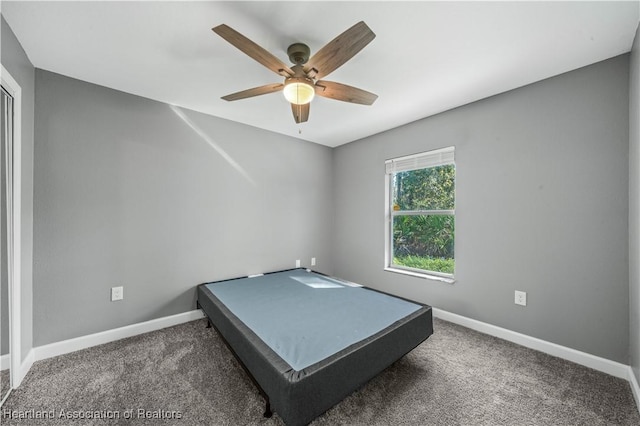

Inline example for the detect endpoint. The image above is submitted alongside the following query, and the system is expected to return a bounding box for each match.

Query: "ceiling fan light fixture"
[283,79,315,105]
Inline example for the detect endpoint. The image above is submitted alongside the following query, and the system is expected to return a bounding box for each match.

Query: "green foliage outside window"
[393,255,455,274]
[393,165,455,211]
[392,164,455,274]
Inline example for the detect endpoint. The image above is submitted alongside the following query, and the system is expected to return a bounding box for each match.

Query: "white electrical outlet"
[514,290,527,306]
[311,257,316,266]
[111,286,124,302]
[295,259,301,268]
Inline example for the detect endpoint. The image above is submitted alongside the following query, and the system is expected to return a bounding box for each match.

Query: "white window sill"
[384,267,456,284]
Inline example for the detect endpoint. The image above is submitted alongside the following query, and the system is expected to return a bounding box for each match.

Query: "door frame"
[1,64,22,392]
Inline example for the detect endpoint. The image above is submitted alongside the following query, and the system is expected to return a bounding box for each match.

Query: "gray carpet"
[1,369,9,401]
[1,318,639,425]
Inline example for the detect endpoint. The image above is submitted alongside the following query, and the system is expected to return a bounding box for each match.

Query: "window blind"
[385,146,455,174]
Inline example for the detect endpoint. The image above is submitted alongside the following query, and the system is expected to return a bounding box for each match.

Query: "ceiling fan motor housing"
[287,43,311,65]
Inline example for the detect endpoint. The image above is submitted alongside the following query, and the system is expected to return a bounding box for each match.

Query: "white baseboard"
[34,310,204,362]
[432,308,629,379]
[0,353,9,371]
[629,366,640,415]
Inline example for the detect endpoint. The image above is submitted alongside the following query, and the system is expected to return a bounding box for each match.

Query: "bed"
[196,268,433,426]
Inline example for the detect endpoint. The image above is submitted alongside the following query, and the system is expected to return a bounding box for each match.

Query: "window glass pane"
[392,164,455,210]
[392,214,454,274]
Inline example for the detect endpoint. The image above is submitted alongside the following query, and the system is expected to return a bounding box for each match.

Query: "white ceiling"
[2,1,639,147]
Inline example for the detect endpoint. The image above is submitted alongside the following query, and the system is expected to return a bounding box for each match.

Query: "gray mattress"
[197,268,433,426]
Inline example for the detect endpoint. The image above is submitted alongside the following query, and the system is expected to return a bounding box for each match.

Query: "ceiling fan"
[212,21,378,124]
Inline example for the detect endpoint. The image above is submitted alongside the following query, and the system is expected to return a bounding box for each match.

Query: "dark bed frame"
[196,269,433,426]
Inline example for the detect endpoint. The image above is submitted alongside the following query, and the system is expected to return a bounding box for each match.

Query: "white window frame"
[384,146,455,283]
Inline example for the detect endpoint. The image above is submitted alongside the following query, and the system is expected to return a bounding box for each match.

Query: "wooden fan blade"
[303,21,375,80]
[221,83,284,101]
[315,80,378,105]
[213,24,293,77]
[291,103,310,123]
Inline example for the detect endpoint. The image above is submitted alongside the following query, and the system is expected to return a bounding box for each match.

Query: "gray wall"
[333,55,630,363]
[1,16,35,364]
[630,23,640,384]
[33,70,333,346]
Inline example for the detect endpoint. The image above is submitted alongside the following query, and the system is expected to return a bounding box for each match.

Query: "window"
[385,147,455,280]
